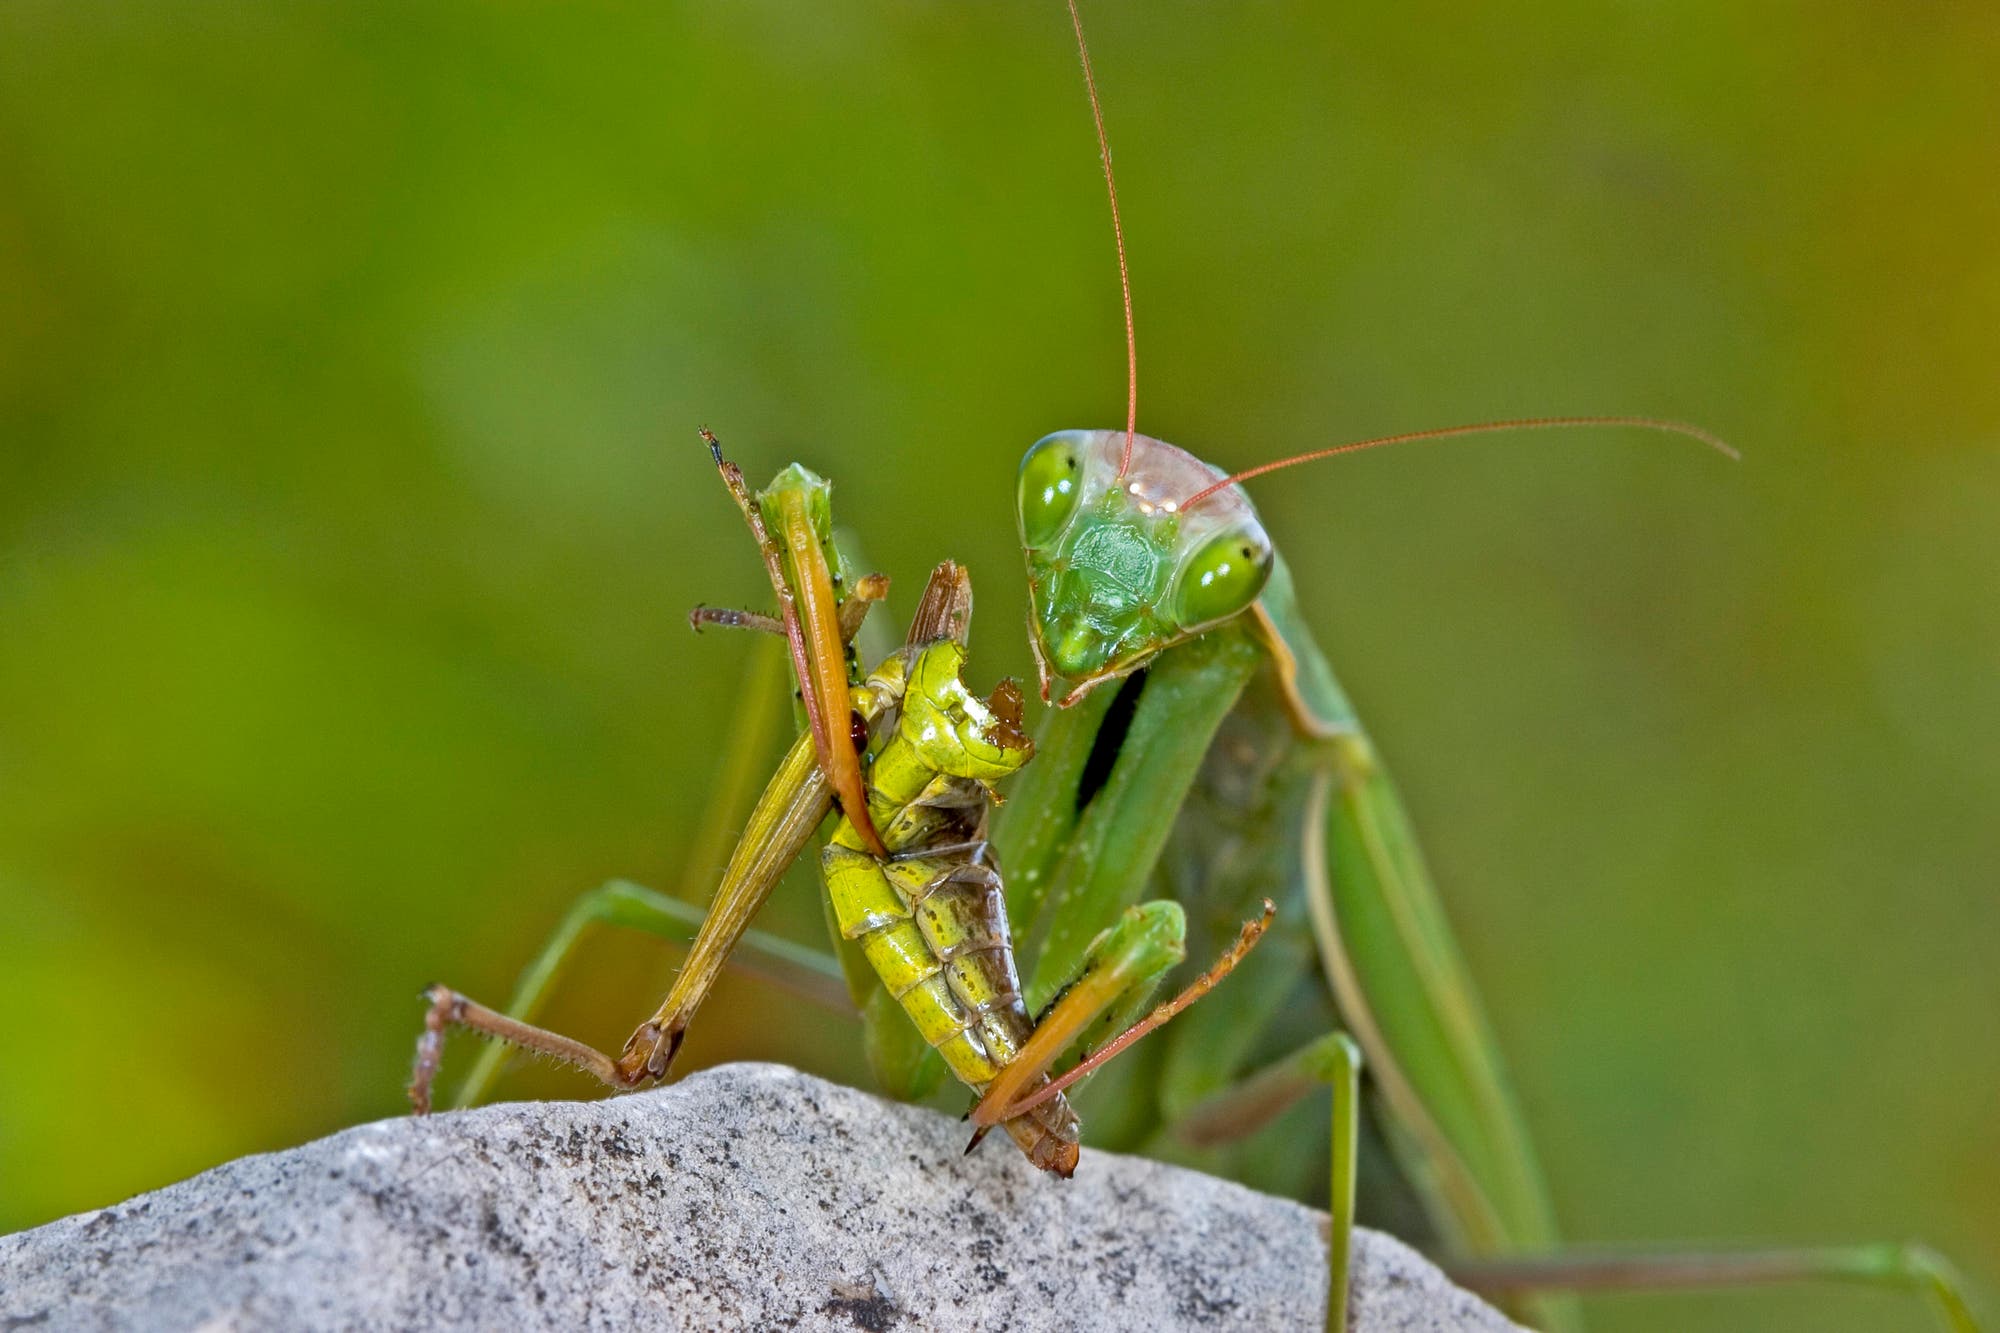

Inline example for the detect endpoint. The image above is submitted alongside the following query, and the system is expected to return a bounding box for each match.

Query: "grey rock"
[0,1062,1524,1332]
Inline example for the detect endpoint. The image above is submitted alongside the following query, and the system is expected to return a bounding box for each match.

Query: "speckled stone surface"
[0,1062,1523,1331]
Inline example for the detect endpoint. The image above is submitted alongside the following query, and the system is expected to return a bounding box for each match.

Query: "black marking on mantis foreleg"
[1074,669,1144,811]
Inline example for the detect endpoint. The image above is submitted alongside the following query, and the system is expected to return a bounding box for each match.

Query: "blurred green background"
[3,3,1995,1328]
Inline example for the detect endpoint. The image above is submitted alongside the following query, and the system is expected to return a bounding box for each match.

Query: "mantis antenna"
[1060,8,1737,505]
[1180,415,1741,511]
[1066,0,1138,478]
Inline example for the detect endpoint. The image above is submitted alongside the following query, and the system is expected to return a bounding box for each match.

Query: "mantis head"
[1017,429,1272,706]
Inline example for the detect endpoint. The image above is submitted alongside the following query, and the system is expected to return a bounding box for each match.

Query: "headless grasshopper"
[411,439,1271,1185]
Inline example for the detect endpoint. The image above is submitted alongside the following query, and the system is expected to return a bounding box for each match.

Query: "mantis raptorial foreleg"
[970,901,1275,1131]
[954,900,1187,1157]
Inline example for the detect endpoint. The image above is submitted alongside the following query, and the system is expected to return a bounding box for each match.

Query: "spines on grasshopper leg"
[409,709,852,1107]
[618,547,890,1084]
[613,725,842,1083]
[971,899,1188,1146]
[410,983,642,1113]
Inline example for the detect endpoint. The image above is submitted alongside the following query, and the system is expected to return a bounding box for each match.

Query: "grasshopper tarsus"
[411,983,642,1106]
[408,984,466,1116]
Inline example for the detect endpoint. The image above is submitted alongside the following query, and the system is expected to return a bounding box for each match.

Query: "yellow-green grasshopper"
[410,438,1273,1183]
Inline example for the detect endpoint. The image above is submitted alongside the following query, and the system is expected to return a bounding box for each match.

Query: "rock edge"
[0,1062,1523,1332]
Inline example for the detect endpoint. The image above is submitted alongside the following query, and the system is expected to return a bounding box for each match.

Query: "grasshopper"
[412,440,1272,1183]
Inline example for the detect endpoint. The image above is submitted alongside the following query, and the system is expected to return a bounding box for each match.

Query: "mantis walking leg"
[1449,1245,1984,1333]
[1171,1025,1990,1332]
[1177,1034,1365,1333]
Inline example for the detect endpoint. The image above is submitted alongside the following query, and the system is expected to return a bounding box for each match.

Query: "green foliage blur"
[3,4,1995,1328]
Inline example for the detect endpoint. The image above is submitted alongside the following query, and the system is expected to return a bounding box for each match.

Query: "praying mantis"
[406,4,1988,1330]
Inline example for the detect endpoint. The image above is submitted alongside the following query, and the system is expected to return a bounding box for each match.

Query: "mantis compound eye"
[1017,432,1088,549]
[1171,528,1273,630]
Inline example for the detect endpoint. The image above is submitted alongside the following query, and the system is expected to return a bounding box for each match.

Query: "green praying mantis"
[406,4,1988,1330]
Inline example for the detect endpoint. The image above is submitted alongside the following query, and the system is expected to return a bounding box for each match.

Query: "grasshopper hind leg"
[956,899,1188,1172]
[410,878,850,1113]
[409,982,636,1113]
